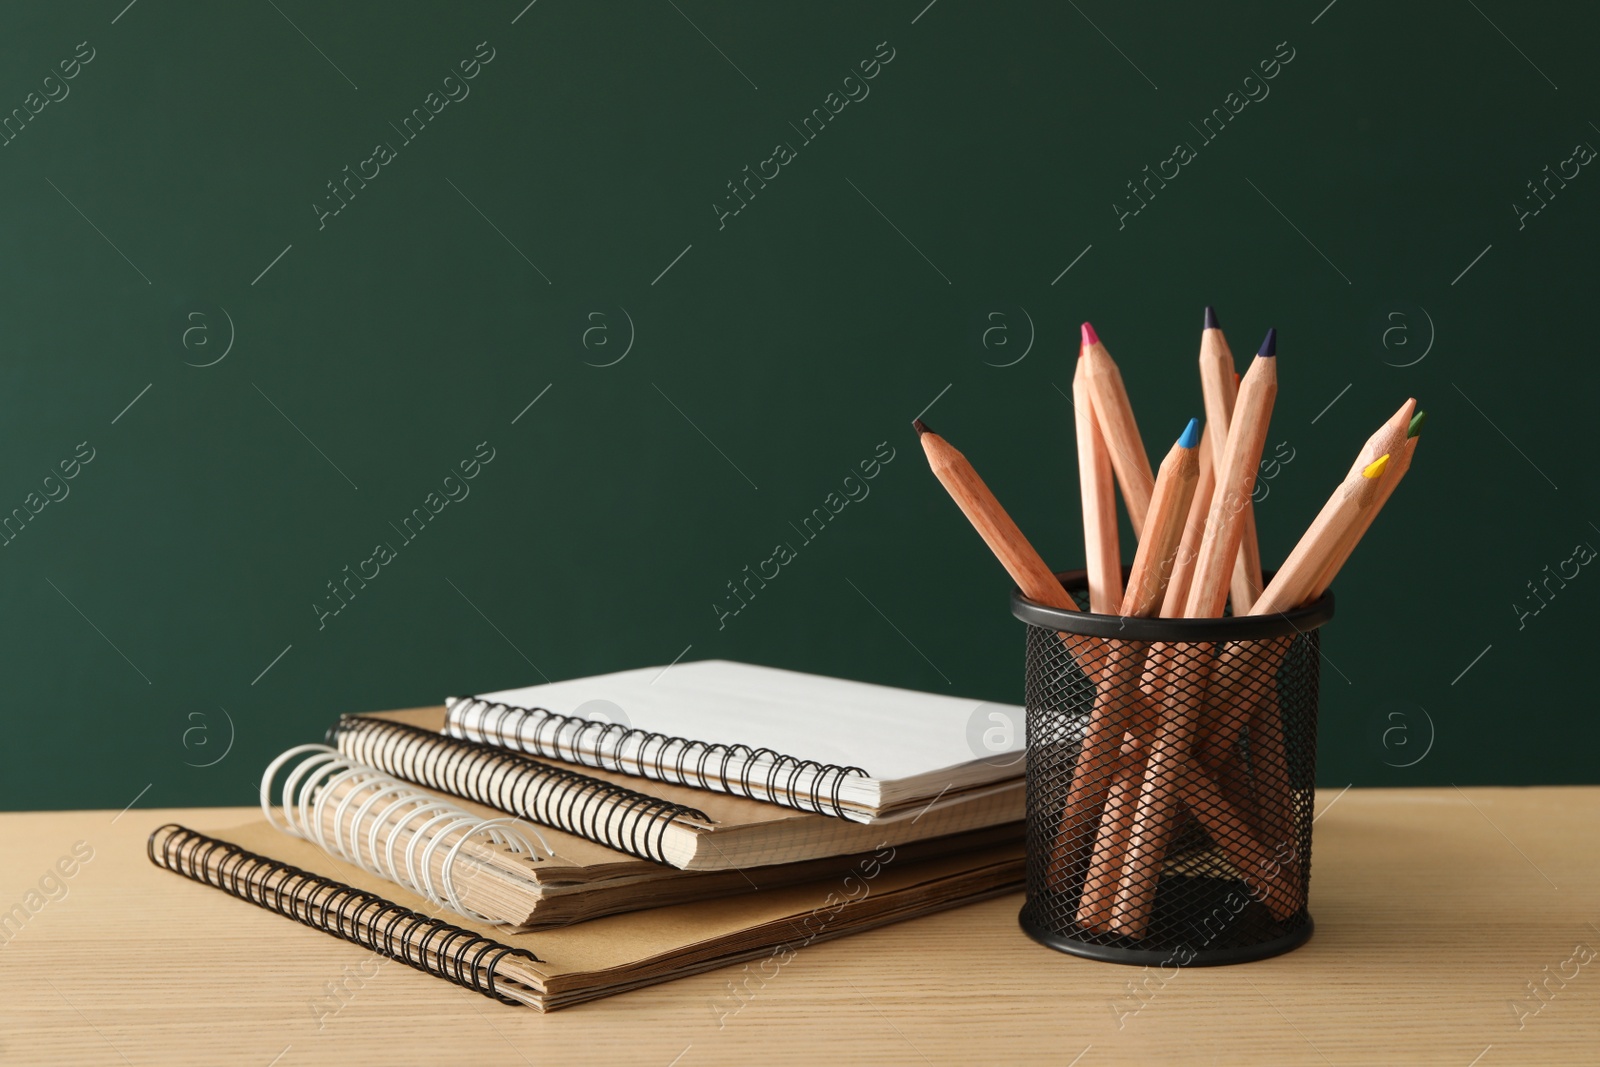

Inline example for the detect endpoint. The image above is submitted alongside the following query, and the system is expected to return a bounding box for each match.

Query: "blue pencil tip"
[1258,327,1277,358]
[1177,418,1201,449]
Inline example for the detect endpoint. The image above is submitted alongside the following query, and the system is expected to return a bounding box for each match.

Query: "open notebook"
[343,708,1023,870]
[150,820,1023,1011]
[448,660,1027,822]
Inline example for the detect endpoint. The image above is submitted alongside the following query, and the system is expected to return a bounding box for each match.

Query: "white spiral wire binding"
[260,744,551,923]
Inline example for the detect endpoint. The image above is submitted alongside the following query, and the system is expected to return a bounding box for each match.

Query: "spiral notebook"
[343,707,1024,870]
[448,659,1027,822]
[264,736,1022,928]
[149,820,1024,1011]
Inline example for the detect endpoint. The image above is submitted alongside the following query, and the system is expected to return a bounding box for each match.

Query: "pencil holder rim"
[1010,569,1334,640]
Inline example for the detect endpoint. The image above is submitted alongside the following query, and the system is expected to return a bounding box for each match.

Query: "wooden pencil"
[1157,424,1215,619]
[1165,421,1245,823]
[1189,338,1272,821]
[1120,419,1202,618]
[1081,322,1155,538]
[1307,409,1423,598]
[1210,426,1402,765]
[1197,306,1266,612]
[1075,729,1145,930]
[1199,400,1420,865]
[1169,750,1301,918]
[915,419,1076,611]
[1071,420,1201,929]
[1111,329,1279,936]
[1107,638,1214,936]
[1121,416,1199,593]
[1235,453,1394,859]
[1079,729,1301,929]
[1073,350,1122,613]
[1202,399,1416,756]
[916,417,1174,897]
[1185,328,1279,619]
[1267,453,1390,606]
[914,419,1116,685]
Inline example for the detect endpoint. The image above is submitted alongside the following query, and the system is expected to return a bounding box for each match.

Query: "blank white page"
[475,660,1025,784]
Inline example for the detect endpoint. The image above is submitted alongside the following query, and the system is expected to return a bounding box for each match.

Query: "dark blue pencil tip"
[1258,327,1277,358]
[1203,306,1219,330]
[1177,418,1201,449]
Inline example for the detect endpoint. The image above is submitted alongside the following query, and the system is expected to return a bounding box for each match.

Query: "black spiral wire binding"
[444,697,872,820]
[327,716,711,865]
[146,824,542,1005]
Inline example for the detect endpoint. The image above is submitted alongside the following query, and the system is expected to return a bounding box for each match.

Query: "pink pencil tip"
[1080,321,1099,347]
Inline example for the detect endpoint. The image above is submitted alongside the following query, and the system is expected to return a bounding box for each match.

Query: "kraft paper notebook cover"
[149,819,1024,1012]
[446,659,1028,822]
[269,738,1022,927]
[341,707,1024,871]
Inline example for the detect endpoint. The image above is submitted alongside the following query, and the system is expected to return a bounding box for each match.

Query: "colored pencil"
[1235,414,1421,855]
[914,419,1076,611]
[1111,330,1278,936]
[1081,323,1155,537]
[1197,306,1266,612]
[1157,424,1215,618]
[1073,350,1122,613]
[914,419,1116,684]
[1252,455,1389,613]
[1201,402,1417,858]
[1080,729,1301,930]
[1251,397,1414,615]
[1122,418,1202,617]
[1184,329,1279,618]
[1070,420,1201,928]
[1074,729,1145,930]
[1306,408,1423,598]
[1203,398,1416,768]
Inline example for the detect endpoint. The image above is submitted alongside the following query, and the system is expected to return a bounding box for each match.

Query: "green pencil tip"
[1407,411,1426,438]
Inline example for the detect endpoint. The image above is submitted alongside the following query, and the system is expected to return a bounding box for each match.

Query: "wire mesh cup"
[1011,570,1334,966]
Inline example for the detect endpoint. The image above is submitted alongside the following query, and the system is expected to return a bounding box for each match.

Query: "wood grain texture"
[1082,340,1154,537]
[1119,436,1198,619]
[1158,426,1215,618]
[1075,730,1144,930]
[3,791,1598,1065]
[919,429,1075,611]
[1067,436,1200,921]
[1109,641,1215,936]
[1073,357,1123,614]
[1198,326,1265,613]
[919,427,1120,683]
[1252,464,1383,618]
[1185,354,1277,620]
[1309,399,1418,599]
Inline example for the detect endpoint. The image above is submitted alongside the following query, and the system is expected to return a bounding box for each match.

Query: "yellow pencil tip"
[1363,454,1390,479]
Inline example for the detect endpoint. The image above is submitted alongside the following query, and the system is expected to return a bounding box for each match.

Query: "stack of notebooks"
[152,661,1027,1010]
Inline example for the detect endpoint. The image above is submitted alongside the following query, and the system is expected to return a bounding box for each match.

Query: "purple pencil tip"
[1203,306,1219,330]
[1258,327,1277,358]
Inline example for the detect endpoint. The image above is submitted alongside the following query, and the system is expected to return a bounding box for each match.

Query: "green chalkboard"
[1,0,1594,812]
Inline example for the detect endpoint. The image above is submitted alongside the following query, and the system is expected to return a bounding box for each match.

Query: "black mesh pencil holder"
[1011,570,1334,966]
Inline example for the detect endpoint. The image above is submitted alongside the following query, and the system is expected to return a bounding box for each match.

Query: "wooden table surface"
[2,788,1597,1065]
